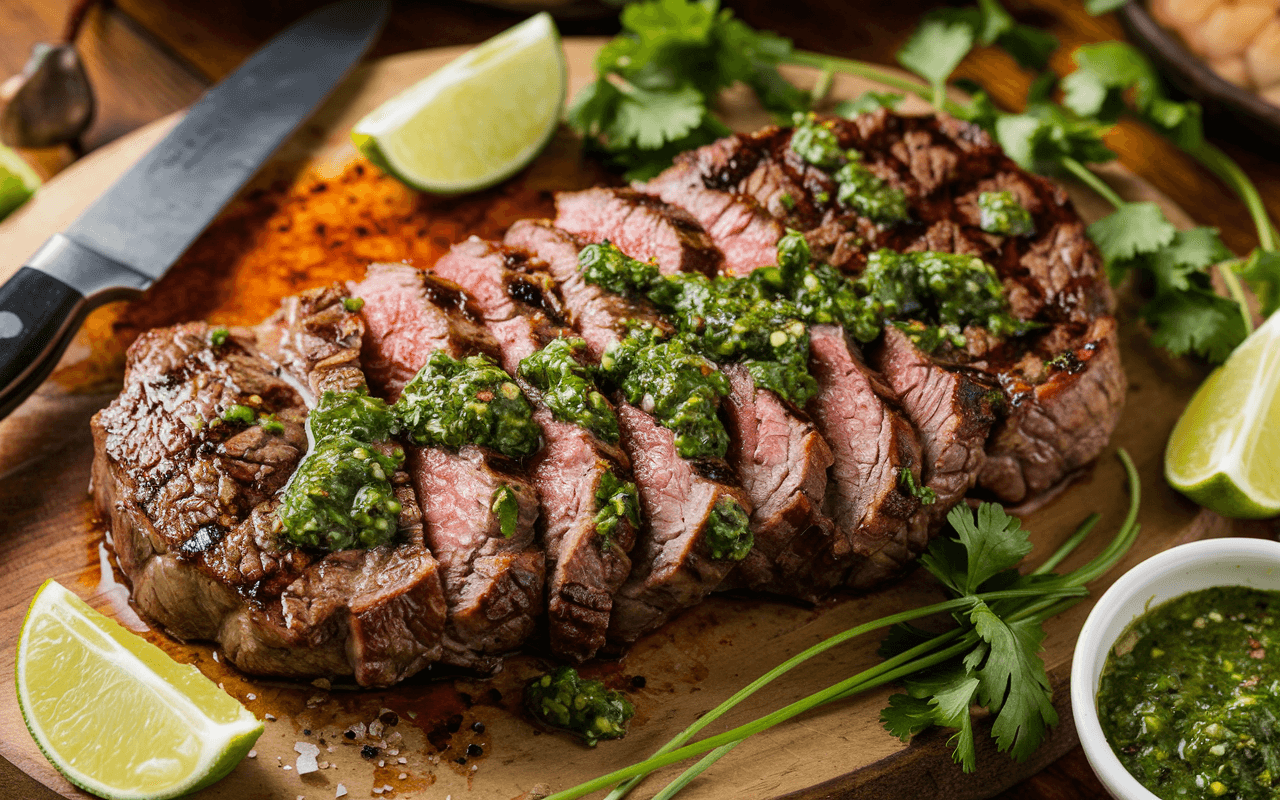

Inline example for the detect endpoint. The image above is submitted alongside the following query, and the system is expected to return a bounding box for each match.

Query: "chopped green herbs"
[594,469,640,549]
[343,296,365,313]
[580,241,659,297]
[600,326,730,460]
[278,434,404,551]
[221,404,255,425]
[977,191,1034,236]
[898,468,937,505]
[310,389,396,442]
[525,667,636,746]
[491,485,520,538]
[394,352,541,458]
[259,415,285,435]
[703,497,752,561]
[209,327,230,347]
[518,338,619,443]
[789,113,848,170]
[1098,586,1280,800]
[790,113,909,225]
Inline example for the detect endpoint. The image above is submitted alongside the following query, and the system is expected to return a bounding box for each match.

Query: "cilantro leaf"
[884,666,982,771]
[1238,248,1280,317]
[1087,202,1178,264]
[896,18,976,99]
[968,602,1058,762]
[1143,287,1247,363]
[997,24,1058,71]
[989,100,1114,174]
[1144,227,1232,296]
[612,84,707,149]
[948,503,1034,594]
[834,90,904,118]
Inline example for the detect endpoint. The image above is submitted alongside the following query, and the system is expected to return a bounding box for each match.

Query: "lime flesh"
[15,580,262,800]
[0,143,39,219]
[1165,311,1280,518]
[352,12,565,195]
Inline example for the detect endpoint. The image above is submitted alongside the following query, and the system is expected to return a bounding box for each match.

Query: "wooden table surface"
[1,1,1274,798]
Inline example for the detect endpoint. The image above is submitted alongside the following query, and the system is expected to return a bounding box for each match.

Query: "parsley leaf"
[1238,248,1280,317]
[883,666,983,771]
[1087,202,1177,264]
[968,602,1059,761]
[1144,288,1247,363]
[834,90,904,118]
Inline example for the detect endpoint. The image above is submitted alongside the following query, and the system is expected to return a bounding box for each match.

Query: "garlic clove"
[0,43,95,149]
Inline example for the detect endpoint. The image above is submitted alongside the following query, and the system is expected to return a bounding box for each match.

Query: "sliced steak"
[554,187,722,276]
[92,287,448,687]
[807,324,929,591]
[504,220,752,643]
[871,325,997,524]
[434,238,639,662]
[978,315,1126,504]
[353,263,544,671]
[717,363,836,602]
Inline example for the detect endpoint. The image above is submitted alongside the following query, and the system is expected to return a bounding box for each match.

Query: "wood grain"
[0,40,1268,800]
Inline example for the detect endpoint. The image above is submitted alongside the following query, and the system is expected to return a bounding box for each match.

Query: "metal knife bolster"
[0,235,152,416]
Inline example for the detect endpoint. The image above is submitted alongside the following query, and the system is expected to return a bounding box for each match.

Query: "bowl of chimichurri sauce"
[1072,538,1280,800]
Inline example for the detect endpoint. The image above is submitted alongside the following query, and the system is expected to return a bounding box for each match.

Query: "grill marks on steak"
[504,220,752,644]
[433,238,639,662]
[353,263,544,670]
[554,187,723,276]
[647,111,1124,516]
[91,288,450,686]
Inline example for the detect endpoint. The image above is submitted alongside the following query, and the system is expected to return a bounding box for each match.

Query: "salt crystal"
[265,713,277,721]
[397,757,407,764]
[335,785,347,798]
[368,720,385,738]
[307,694,326,707]
[318,761,329,769]
[283,765,291,771]
[406,711,417,719]
[384,787,393,793]
[294,742,320,775]
[378,759,385,767]
[471,765,478,772]
[297,795,304,800]
[387,748,400,756]
[246,693,257,701]
[247,751,257,759]
[348,722,366,738]
[398,773,407,780]
[372,789,383,796]
[212,651,219,662]
[387,731,402,744]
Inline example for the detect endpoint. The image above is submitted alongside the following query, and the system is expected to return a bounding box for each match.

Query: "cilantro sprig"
[545,450,1141,800]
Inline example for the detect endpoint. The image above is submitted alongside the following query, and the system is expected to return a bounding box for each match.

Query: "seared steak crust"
[504,220,752,643]
[92,288,448,687]
[433,238,639,662]
[354,263,544,671]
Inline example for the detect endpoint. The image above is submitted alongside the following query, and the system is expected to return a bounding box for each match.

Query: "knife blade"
[0,0,389,419]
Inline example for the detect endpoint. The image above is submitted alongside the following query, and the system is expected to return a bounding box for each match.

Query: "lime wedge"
[15,580,262,800]
[0,143,39,220]
[352,12,565,195]
[1166,311,1280,519]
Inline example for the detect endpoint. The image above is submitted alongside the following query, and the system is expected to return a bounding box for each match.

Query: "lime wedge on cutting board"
[15,580,262,800]
[352,12,566,195]
[1166,311,1280,518]
[0,143,39,220]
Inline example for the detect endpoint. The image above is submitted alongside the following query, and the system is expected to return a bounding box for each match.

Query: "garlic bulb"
[0,43,95,148]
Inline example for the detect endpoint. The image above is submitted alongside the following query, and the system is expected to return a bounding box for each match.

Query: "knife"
[0,0,389,419]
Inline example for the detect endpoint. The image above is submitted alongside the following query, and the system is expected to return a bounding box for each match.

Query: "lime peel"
[352,12,566,195]
[1166,310,1280,518]
[16,580,262,800]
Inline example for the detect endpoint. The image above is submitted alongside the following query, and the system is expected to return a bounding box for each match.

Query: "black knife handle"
[0,234,150,418]
[0,267,86,417]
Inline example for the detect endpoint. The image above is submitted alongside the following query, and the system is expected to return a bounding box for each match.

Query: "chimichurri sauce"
[1098,586,1280,800]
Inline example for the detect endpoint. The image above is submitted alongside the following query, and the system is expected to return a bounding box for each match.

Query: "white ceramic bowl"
[1071,537,1280,800]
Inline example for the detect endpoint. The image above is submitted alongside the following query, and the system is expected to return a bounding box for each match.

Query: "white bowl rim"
[1070,536,1280,800]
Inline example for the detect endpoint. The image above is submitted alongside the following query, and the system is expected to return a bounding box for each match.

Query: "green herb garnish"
[898,468,937,505]
[343,296,365,313]
[491,484,520,538]
[518,338,619,443]
[977,190,1034,237]
[278,435,404,551]
[525,666,636,746]
[594,469,640,549]
[703,497,751,561]
[221,404,255,425]
[209,327,230,347]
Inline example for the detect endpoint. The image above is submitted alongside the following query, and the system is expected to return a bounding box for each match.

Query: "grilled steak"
[504,219,753,644]
[647,110,1125,507]
[354,263,544,671]
[555,187,723,276]
[433,238,639,662]
[91,287,448,687]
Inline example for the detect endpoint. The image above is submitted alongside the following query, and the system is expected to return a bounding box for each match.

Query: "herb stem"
[1188,142,1278,252]
[1060,156,1125,210]
[1218,260,1256,335]
[1032,513,1100,576]
[785,50,968,117]
[810,65,835,107]
[651,743,740,800]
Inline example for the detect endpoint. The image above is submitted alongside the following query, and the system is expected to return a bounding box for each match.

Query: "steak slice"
[434,238,639,662]
[504,220,752,643]
[807,324,929,591]
[92,287,448,687]
[554,187,723,276]
[871,325,997,525]
[717,363,837,602]
[978,316,1126,503]
[354,263,544,671]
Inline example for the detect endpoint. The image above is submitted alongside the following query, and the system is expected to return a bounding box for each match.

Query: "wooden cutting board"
[0,39,1267,800]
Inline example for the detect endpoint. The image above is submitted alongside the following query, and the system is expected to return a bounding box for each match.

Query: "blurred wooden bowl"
[1120,2,1280,146]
